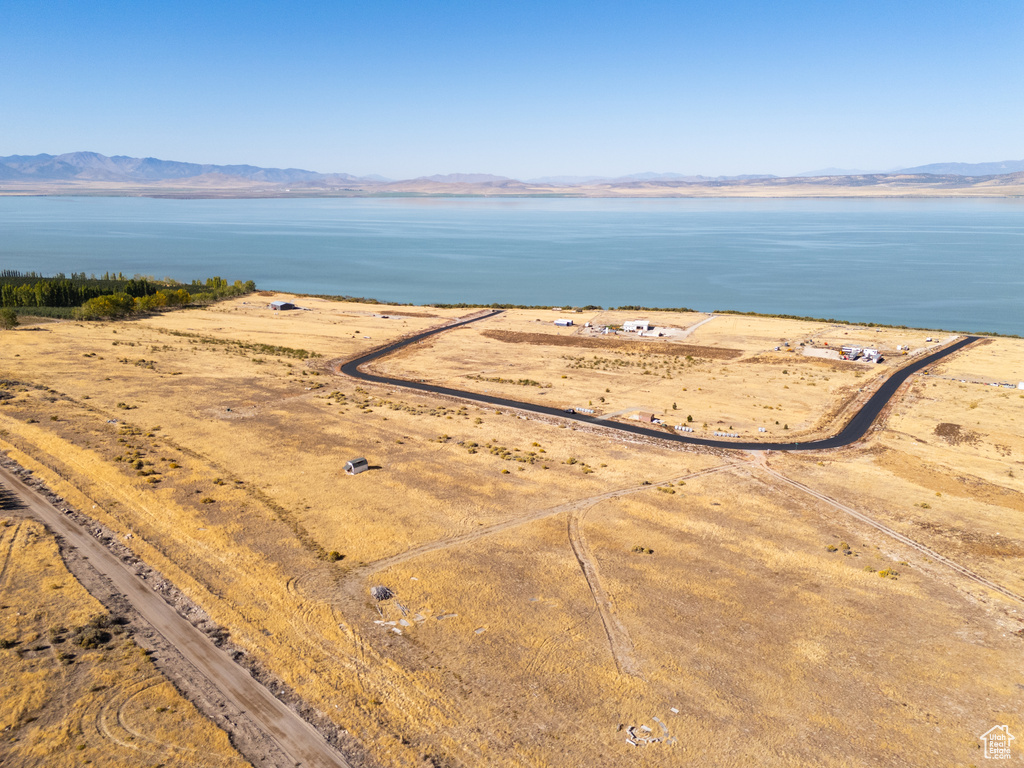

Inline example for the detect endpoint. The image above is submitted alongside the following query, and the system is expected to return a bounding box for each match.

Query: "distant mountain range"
[1,152,1022,197]
[895,160,1024,176]
[0,152,384,184]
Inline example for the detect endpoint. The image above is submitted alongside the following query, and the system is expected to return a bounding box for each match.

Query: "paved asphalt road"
[0,463,351,768]
[340,311,980,452]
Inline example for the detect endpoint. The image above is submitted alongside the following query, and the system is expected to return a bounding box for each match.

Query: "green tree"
[0,307,18,330]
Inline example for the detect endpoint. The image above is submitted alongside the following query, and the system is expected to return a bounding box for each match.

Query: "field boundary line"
[756,463,1024,605]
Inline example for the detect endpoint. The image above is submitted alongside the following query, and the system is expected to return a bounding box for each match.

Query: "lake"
[1,196,1021,334]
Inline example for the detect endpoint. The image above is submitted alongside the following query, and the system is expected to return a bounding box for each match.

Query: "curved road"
[340,311,980,452]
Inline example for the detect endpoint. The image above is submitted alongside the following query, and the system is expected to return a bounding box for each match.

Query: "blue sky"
[1,0,1021,178]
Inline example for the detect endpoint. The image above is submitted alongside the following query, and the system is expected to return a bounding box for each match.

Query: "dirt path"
[752,459,1024,605]
[316,465,735,610]
[566,502,642,678]
[0,463,354,768]
[674,313,715,340]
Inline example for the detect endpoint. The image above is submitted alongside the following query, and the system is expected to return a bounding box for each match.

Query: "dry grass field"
[372,309,956,441]
[0,295,1021,767]
[0,517,249,768]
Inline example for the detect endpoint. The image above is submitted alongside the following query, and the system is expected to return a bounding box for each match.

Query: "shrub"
[327,551,344,562]
[77,628,109,648]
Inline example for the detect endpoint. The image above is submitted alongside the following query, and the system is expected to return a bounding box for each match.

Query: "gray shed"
[344,457,369,475]
[269,300,295,310]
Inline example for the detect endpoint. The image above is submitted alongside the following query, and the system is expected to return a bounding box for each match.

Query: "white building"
[554,318,574,327]
[623,320,652,333]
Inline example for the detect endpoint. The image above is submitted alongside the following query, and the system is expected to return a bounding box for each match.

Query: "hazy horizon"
[2,1,1021,180]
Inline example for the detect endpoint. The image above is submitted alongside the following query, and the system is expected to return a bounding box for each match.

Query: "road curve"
[0,464,352,768]
[339,311,980,452]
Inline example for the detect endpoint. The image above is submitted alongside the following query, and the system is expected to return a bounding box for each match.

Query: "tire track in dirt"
[310,465,735,610]
[567,502,642,678]
[754,460,1024,605]
[0,520,22,590]
[0,461,352,768]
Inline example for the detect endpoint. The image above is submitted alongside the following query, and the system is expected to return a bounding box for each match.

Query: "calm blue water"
[1,196,1022,334]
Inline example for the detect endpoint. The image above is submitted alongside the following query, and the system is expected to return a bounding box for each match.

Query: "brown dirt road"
[0,463,353,768]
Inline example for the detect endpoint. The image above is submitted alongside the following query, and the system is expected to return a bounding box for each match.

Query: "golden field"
[0,517,249,768]
[374,308,958,440]
[0,296,1021,767]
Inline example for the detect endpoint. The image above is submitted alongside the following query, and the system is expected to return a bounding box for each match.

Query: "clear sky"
[1,0,1021,179]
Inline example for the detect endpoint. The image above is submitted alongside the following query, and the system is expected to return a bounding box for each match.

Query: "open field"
[0,515,249,768]
[0,295,1022,767]
[371,309,959,441]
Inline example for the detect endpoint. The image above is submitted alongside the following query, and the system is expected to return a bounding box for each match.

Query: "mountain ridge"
[2,151,1023,198]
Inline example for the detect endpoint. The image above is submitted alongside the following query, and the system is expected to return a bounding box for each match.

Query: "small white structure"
[623,320,652,333]
[344,457,369,475]
[554,318,574,327]
[1018,382,1024,390]
[269,300,295,311]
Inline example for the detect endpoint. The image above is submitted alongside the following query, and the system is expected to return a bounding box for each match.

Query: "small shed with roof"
[344,457,370,475]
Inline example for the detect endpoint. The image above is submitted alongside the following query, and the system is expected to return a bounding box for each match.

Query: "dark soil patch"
[480,330,741,359]
[934,423,981,447]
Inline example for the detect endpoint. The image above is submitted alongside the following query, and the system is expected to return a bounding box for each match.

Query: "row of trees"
[0,272,257,320]
[73,279,257,320]
[0,277,161,308]
[75,289,194,319]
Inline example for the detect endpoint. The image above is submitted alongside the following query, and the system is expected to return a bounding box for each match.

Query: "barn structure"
[269,300,295,311]
[344,457,369,475]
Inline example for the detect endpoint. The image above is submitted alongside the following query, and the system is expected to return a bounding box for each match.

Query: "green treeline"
[0,276,160,308]
[0,272,257,320]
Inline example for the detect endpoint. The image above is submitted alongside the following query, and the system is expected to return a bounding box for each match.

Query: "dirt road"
[753,460,1024,605]
[0,463,353,768]
[566,502,642,678]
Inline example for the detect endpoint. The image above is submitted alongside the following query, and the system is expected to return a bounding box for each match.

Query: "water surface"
[1,196,1021,334]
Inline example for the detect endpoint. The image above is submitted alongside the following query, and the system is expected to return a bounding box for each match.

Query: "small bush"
[327,550,344,562]
[200,497,215,504]
[76,627,111,649]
